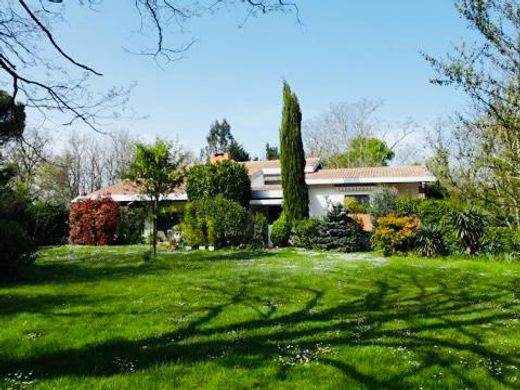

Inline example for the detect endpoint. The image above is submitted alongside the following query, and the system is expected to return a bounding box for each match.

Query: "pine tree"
[316,204,364,252]
[279,82,308,221]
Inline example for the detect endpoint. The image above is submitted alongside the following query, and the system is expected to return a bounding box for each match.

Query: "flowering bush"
[371,214,420,256]
[68,198,120,245]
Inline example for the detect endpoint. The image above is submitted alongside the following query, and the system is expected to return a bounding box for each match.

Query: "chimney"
[209,152,231,163]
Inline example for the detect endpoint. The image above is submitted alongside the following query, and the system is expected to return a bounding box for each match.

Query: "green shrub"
[270,213,291,247]
[116,207,145,244]
[185,160,251,207]
[414,199,463,254]
[450,207,485,255]
[369,187,399,217]
[371,214,420,256]
[414,224,446,257]
[248,213,268,249]
[395,197,422,217]
[316,204,365,252]
[0,219,37,279]
[481,226,520,256]
[343,197,368,214]
[27,202,68,246]
[180,196,248,248]
[291,217,321,249]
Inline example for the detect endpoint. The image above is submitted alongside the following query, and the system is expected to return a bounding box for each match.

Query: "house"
[74,156,436,228]
[245,158,435,222]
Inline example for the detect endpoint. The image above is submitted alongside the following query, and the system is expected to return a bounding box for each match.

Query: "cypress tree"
[279,81,309,221]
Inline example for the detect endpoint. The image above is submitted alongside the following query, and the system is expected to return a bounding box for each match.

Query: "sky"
[32,0,473,158]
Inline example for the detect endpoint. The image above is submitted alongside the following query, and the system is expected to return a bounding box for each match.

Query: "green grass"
[1,246,519,389]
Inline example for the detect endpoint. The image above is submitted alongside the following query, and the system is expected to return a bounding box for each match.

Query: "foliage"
[450,208,485,255]
[424,0,520,229]
[0,220,36,279]
[180,197,248,248]
[248,213,269,249]
[265,142,279,160]
[0,90,26,145]
[270,212,291,247]
[291,217,321,249]
[201,119,250,161]
[369,187,399,217]
[202,119,234,158]
[68,198,120,245]
[228,140,251,162]
[328,136,394,168]
[414,224,446,257]
[371,214,420,256]
[116,207,146,245]
[28,202,68,246]
[279,81,309,221]
[316,204,365,252]
[128,140,188,256]
[0,90,36,276]
[186,160,251,207]
[481,226,520,257]
[343,196,369,214]
[395,196,422,217]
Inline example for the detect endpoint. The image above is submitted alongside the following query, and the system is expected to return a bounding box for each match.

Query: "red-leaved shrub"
[68,198,120,245]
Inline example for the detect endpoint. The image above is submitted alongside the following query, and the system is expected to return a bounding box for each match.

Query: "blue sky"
[48,1,471,157]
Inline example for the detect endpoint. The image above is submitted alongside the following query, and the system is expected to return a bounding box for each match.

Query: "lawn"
[1,246,519,389]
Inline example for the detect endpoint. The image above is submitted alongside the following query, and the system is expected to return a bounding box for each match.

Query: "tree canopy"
[265,143,279,160]
[128,140,188,256]
[425,0,520,228]
[201,119,250,162]
[328,136,395,168]
[185,160,251,207]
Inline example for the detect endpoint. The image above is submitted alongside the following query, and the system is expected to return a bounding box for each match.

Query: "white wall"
[308,186,345,217]
[308,183,422,217]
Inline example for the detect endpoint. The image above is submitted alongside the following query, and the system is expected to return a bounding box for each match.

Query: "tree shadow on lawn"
[0,270,519,388]
[1,249,278,287]
[0,261,170,287]
[0,293,109,316]
[181,249,279,262]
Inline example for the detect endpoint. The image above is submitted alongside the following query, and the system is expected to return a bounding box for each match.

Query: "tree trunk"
[152,198,158,257]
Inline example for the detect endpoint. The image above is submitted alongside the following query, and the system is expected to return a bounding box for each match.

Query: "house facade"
[244,158,435,222]
[75,158,435,226]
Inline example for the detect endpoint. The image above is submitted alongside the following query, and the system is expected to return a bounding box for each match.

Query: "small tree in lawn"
[317,203,364,252]
[129,140,188,257]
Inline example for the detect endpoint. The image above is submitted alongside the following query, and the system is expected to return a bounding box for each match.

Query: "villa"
[76,155,436,229]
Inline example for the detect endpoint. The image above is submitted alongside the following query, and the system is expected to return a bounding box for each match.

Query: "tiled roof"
[80,179,185,200]
[306,165,433,179]
[242,157,320,175]
[85,180,141,197]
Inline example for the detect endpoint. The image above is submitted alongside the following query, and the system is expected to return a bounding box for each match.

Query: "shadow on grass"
[0,267,518,389]
[182,249,279,262]
[0,293,108,316]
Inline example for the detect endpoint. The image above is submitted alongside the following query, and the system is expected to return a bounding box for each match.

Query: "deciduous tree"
[328,135,394,168]
[128,140,188,256]
[424,0,520,228]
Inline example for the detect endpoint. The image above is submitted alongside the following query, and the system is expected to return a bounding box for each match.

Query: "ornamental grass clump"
[414,224,446,257]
